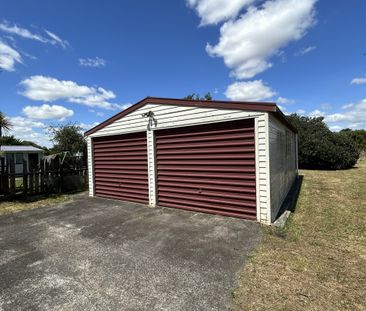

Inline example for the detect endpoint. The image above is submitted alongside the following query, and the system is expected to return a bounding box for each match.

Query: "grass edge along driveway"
[231,160,366,311]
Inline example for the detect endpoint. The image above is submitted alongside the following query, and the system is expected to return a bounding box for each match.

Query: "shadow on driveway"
[0,193,261,311]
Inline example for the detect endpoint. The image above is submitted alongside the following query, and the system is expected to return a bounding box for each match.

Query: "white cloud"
[351,77,366,85]
[0,22,47,42]
[325,99,366,125]
[0,21,69,48]
[206,0,317,79]
[79,57,106,68]
[22,104,74,120]
[295,45,316,56]
[296,109,306,114]
[0,40,22,71]
[329,125,342,132]
[225,80,276,101]
[19,75,124,110]
[9,116,45,129]
[320,103,332,110]
[79,122,100,131]
[308,109,325,117]
[44,30,70,49]
[277,96,295,105]
[305,99,366,130]
[342,103,354,109]
[8,116,51,147]
[187,0,255,25]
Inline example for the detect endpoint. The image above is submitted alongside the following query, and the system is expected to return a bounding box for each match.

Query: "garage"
[85,97,298,224]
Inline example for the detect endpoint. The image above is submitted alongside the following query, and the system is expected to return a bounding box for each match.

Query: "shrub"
[287,114,359,169]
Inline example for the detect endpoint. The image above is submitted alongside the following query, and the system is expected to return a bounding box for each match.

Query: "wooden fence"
[0,157,88,199]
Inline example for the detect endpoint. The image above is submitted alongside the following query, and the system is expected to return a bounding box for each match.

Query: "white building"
[85,97,298,225]
[0,145,44,175]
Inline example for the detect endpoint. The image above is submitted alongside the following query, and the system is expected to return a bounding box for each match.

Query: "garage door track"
[0,193,261,311]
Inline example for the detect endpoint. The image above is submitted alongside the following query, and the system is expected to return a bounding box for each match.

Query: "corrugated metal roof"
[0,145,44,152]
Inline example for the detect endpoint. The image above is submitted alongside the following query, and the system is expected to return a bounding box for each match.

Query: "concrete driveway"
[0,193,261,311]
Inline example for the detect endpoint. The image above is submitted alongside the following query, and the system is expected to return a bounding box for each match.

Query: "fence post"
[40,159,45,193]
[29,168,34,195]
[23,159,28,196]
[59,163,63,193]
[9,158,16,196]
[0,157,4,195]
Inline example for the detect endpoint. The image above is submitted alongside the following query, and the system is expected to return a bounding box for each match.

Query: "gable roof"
[0,145,44,152]
[84,96,297,136]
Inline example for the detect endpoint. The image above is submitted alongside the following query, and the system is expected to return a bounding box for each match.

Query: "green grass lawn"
[231,160,366,311]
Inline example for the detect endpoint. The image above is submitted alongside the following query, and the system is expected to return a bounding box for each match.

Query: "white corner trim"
[147,130,157,206]
[254,117,261,222]
[87,136,94,197]
[265,113,272,224]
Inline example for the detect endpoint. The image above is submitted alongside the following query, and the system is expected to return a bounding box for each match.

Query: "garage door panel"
[156,119,256,220]
[93,132,148,204]
[157,159,255,166]
[158,170,255,180]
[158,180,255,192]
[95,182,148,191]
[158,186,256,201]
[156,132,254,145]
[156,125,254,139]
[96,192,148,204]
[157,199,257,220]
[158,165,254,173]
[92,136,146,145]
[157,146,255,156]
[157,153,255,160]
[93,146,147,153]
[94,169,148,176]
[95,175,148,182]
[158,191,255,207]
[95,185,149,196]
[156,139,254,150]
[158,181,255,196]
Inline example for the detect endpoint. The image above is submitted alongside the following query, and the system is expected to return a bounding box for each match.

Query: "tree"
[184,92,213,101]
[0,111,12,138]
[339,129,366,152]
[49,124,86,156]
[0,135,23,146]
[287,114,359,169]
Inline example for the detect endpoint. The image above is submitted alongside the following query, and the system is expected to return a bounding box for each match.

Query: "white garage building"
[85,97,298,224]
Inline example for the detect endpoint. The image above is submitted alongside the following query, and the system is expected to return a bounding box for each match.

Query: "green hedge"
[287,114,359,169]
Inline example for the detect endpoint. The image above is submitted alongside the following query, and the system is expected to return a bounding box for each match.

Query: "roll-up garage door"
[156,119,256,220]
[93,132,149,204]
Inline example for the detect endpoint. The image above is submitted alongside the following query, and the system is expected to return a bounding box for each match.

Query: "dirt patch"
[231,161,366,311]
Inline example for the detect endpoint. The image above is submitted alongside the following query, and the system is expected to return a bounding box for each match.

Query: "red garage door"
[93,132,149,204]
[155,119,256,220]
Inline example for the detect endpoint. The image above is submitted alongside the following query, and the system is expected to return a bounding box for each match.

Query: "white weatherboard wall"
[87,103,273,224]
[268,114,298,222]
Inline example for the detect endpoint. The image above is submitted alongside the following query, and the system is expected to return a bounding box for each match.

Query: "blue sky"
[0,0,365,146]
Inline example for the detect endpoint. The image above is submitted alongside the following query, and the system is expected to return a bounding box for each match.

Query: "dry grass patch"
[231,161,366,311]
[0,194,71,216]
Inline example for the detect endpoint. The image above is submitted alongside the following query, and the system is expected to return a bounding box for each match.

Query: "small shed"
[0,145,44,175]
[85,97,298,224]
